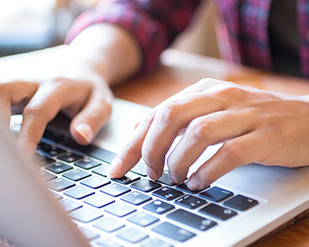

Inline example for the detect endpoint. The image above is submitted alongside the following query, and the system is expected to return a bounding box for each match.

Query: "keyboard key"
[46,177,75,191]
[199,186,234,202]
[152,186,183,201]
[156,170,175,186]
[95,238,124,247]
[131,179,161,192]
[70,207,102,223]
[79,227,100,240]
[176,182,205,194]
[199,203,237,220]
[100,183,131,197]
[116,227,149,244]
[34,153,56,166]
[93,165,110,177]
[81,176,110,189]
[175,195,206,209]
[167,209,217,231]
[224,195,259,211]
[111,171,140,184]
[62,169,91,181]
[46,162,73,174]
[93,217,125,233]
[40,170,57,182]
[143,200,174,214]
[105,202,136,217]
[64,185,94,199]
[151,222,196,242]
[121,191,152,205]
[127,211,159,227]
[60,198,82,212]
[37,142,65,156]
[65,141,116,163]
[141,238,174,247]
[130,160,147,177]
[74,158,101,170]
[58,152,83,163]
[84,194,114,208]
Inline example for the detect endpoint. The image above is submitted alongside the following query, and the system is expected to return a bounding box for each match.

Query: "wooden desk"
[1,46,309,246]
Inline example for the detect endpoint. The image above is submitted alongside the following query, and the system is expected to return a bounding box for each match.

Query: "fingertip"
[74,123,93,144]
[108,156,125,178]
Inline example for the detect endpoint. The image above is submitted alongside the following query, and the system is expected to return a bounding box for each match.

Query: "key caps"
[223,194,258,211]
[100,183,131,197]
[74,158,101,170]
[152,186,183,201]
[127,211,159,227]
[37,142,65,157]
[121,191,152,205]
[175,195,206,209]
[105,202,136,217]
[34,153,56,166]
[70,207,102,223]
[93,164,110,177]
[58,152,83,163]
[64,185,94,199]
[60,198,82,212]
[84,194,115,208]
[95,238,124,247]
[116,227,149,244]
[111,172,140,184]
[62,168,91,181]
[131,179,161,192]
[46,162,72,174]
[151,222,196,242]
[199,203,237,220]
[93,217,125,233]
[40,170,57,182]
[65,141,116,163]
[156,170,175,186]
[46,177,75,191]
[167,209,217,231]
[81,176,110,189]
[141,238,174,247]
[143,200,174,214]
[199,186,234,202]
[176,182,205,194]
[79,227,100,240]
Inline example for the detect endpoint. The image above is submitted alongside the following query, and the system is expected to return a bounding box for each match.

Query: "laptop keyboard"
[35,129,261,247]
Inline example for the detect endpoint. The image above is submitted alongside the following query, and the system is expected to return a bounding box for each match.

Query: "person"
[2,0,309,191]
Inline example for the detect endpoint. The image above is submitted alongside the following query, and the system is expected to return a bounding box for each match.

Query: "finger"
[70,84,113,145]
[0,81,38,126]
[187,132,263,190]
[108,111,155,178]
[167,109,255,183]
[140,92,228,180]
[17,79,89,155]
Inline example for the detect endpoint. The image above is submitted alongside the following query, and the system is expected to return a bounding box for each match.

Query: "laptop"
[1,98,308,247]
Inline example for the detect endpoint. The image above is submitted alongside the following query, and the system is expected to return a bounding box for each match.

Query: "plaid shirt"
[66,0,309,78]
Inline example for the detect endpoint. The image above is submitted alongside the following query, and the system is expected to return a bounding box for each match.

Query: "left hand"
[109,78,309,190]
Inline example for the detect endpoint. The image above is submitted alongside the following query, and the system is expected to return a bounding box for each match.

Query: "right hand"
[0,76,113,156]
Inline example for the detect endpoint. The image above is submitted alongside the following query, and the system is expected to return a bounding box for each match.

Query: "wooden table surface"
[1,46,309,247]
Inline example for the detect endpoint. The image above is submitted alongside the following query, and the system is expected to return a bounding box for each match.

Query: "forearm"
[64,23,142,86]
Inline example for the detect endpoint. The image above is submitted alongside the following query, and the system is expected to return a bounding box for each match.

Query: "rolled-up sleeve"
[65,0,202,73]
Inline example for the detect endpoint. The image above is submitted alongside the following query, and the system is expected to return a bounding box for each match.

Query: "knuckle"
[156,102,181,125]
[23,105,46,119]
[187,118,209,140]
[223,141,244,164]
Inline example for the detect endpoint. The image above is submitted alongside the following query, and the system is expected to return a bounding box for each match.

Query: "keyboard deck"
[36,129,261,247]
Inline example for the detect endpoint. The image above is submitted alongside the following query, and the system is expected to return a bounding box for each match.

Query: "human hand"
[1,76,113,156]
[109,78,309,190]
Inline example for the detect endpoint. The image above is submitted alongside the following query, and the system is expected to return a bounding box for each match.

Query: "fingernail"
[76,123,93,143]
[108,157,123,178]
[169,173,182,184]
[187,174,200,191]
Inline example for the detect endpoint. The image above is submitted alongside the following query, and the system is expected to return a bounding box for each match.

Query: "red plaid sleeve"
[65,0,201,73]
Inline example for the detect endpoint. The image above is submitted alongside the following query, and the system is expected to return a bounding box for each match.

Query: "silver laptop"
[0,98,308,247]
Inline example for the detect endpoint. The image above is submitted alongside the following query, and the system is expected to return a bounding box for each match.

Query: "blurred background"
[0,0,219,58]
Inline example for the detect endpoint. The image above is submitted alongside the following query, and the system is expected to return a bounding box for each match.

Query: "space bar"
[65,141,116,164]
